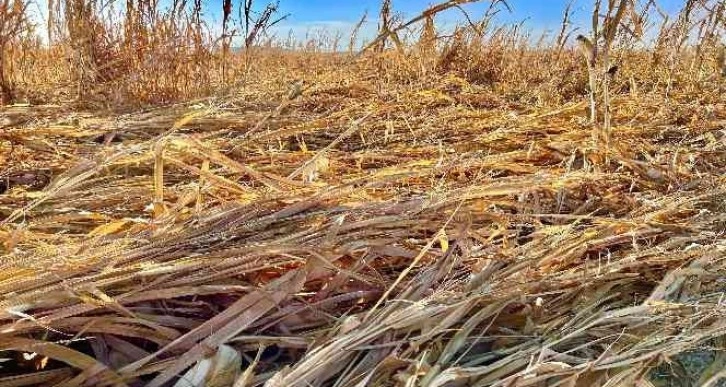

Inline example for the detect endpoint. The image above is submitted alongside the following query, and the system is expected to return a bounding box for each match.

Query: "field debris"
[1,0,726,385]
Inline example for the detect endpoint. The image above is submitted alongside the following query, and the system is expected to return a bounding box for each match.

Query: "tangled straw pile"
[2,2,726,384]
[0,53,725,386]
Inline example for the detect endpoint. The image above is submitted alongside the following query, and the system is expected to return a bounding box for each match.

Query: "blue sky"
[281,1,568,26]
[266,0,685,43]
[26,0,687,46]
[278,1,685,24]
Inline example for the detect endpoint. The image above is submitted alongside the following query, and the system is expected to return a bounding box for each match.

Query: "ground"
[0,67,725,386]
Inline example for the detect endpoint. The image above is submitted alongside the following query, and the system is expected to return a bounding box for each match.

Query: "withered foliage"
[1,0,726,386]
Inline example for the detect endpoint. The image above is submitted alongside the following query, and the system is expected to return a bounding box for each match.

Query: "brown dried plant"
[0,1,725,387]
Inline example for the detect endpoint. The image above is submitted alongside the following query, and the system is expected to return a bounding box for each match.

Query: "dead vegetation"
[0,0,725,386]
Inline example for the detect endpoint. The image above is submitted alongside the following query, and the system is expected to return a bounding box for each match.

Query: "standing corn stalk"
[420,14,437,54]
[576,34,597,129]
[574,0,640,151]
[65,0,106,99]
[555,1,574,62]
[375,0,405,53]
[241,0,289,80]
[221,0,232,83]
[360,0,500,58]
[0,0,29,104]
[348,11,367,55]
[375,0,393,53]
[242,1,289,50]
[693,0,725,73]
